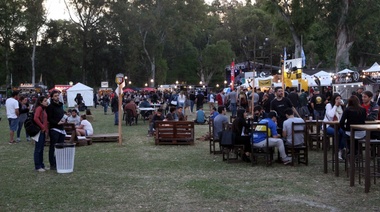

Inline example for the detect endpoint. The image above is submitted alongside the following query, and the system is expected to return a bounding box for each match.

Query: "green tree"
[24,0,45,85]
[201,40,234,85]
[0,0,24,86]
[64,0,110,83]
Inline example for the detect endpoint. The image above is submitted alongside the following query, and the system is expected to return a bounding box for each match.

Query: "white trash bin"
[55,143,76,173]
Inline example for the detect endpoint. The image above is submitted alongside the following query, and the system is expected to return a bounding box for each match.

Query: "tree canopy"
[0,0,379,89]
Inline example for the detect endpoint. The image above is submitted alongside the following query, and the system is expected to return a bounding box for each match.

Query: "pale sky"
[44,0,247,20]
[45,0,70,20]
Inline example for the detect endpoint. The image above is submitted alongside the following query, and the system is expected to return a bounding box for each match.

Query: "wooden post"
[118,85,123,145]
[115,73,125,146]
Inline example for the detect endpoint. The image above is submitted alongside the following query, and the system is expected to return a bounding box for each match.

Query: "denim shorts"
[8,118,19,132]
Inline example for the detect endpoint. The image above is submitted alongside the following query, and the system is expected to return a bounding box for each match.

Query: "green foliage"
[1,0,380,88]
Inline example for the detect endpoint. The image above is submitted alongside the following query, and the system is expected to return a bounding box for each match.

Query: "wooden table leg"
[334,124,339,177]
[350,128,355,187]
[323,123,328,174]
[365,132,371,193]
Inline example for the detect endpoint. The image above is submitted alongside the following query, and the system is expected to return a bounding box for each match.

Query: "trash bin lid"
[55,143,76,148]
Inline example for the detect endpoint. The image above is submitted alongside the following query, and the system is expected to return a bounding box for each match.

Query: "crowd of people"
[5,90,93,172]
[211,85,380,164]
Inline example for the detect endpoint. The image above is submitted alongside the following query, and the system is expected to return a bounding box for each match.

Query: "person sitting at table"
[165,107,178,121]
[339,95,366,156]
[232,109,251,162]
[176,106,185,121]
[282,108,305,146]
[362,91,380,140]
[67,109,81,126]
[253,105,266,123]
[209,107,219,120]
[139,98,152,108]
[194,106,206,124]
[213,106,228,140]
[76,115,94,136]
[147,109,164,137]
[323,93,346,160]
[139,98,153,119]
[124,98,138,124]
[252,112,292,165]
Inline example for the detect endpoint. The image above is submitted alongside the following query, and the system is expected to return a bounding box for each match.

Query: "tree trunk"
[31,31,37,86]
[335,0,353,72]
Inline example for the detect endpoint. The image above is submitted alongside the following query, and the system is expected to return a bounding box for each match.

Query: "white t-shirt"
[209,94,215,103]
[6,97,19,119]
[177,94,186,104]
[80,120,93,136]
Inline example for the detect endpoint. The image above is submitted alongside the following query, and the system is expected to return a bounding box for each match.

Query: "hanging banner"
[258,79,272,87]
[230,61,235,90]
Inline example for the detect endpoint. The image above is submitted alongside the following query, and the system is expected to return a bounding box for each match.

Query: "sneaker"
[16,138,21,142]
[282,157,292,165]
[36,168,46,172]
[8,141,16,144]
[49,166,57,171]
[147,134,152,137]
[338,150,343,160]
[26,138,31,142]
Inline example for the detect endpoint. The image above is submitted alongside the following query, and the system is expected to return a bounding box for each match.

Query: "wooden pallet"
[88,133,119,142]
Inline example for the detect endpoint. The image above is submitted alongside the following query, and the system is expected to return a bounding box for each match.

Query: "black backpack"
[24,113,41,136]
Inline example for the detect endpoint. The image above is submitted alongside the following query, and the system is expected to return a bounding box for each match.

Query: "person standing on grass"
[76,115,94,136]
[33,96,48,172]
[46,90,66,170]
[17,96,30,142]
[6,90,20,144]
[270,86,299,129]
[228,88,238,117]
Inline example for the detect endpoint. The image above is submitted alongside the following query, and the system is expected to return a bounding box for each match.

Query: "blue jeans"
[34,132,45,169]
[49,130,65,168]
[325,126,346,150]
[114,111,119,125]
[230,103,237,117]
[17,117,29,139]
[190,100,195,113]
[103,104,108,113]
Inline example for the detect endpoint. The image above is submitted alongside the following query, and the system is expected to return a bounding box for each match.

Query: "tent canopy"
[66,82,94,107]
[364,62,380,72]
[337,68,354,74]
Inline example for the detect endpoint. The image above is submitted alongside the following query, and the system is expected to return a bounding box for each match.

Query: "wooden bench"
[154,121,194,145]
[88,133,119,142]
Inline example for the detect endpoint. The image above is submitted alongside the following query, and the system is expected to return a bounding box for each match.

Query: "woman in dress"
[76,115,94,136]
[33,96,48,172]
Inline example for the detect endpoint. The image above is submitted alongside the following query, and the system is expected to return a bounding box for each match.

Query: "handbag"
[170,100,177,105]
[24,113,41,136]
[218,130,236,146]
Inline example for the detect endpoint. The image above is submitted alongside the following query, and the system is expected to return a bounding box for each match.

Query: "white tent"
[66,82,94,107]
[364,62,380,72]
[337,68,354,74]
[312,71,332,86]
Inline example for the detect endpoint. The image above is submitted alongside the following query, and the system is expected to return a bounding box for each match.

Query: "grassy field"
[0,105,380,212]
